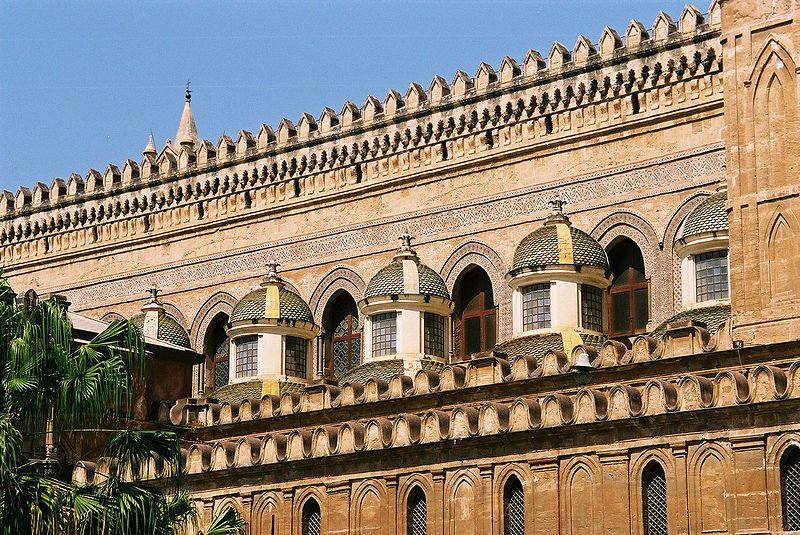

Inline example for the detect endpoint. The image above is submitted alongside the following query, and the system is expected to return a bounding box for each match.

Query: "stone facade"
[6,1,800,533]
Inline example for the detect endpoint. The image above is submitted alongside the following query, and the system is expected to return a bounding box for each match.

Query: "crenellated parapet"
[2,4,722,267]
[75,335,800,484]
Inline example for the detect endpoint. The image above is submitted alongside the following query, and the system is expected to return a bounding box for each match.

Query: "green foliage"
[0,279,244,535]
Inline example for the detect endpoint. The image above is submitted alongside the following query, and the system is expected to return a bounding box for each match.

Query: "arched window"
[323,292,361,379]
[642,461,667,535]
[503,475,524,535]
[302,498,321,535]
[203,313,229,391]
[455,266,497,359]
[782,446,800,531]
[608,238,649,337]
[407,486,427,535]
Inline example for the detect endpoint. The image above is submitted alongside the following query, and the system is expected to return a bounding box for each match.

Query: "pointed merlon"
[143,133,157,156]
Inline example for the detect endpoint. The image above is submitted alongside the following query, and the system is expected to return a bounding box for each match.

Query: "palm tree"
[0,283,245,535]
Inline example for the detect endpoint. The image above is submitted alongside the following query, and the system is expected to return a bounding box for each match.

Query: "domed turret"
[226,263,319,388]
[506,198,611,338]
[674,188,729,309]
[130,286,191,348]
[354,235,454,379]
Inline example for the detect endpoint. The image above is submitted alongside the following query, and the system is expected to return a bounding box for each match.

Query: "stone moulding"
[81,353,800,484]
[2,32,723,278]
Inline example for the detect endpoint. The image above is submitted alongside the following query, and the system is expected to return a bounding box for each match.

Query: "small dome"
[649,304,731,340]
[510,219,608,274]
[364,260,449,300]
[130,312,191,349]
[679,191,728,241]
[494,331,604,363]
[231,287,314,324]
[364,235,450,300]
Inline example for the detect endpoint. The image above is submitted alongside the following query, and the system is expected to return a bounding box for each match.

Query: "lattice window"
[581,284,603,332]
[695,250,728,302]
[285,336,308,378]
[213,338,229,389]
[424,313,445,358]
[407,486,426,535]
[522,283,550,330]
[642,461,667,535]
[372,312,397,357]
[302,499,321,535]
[235,335,258,378]
[782,446,800,531]
[503,476,524,535]
[329,296,361,379]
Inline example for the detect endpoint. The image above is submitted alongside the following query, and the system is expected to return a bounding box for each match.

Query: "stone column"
[326,481,350,535]
[671,443,689,535]
[432,470,445,535]
[479,465,493,535]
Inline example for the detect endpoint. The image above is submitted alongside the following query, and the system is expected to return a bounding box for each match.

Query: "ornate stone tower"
[721,0,800,344]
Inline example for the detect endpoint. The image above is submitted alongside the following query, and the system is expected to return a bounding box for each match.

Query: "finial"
[260,261,285,288]
[393,232,418,260]
[545,192,570,225]
[147,284,160,304]
[141,283,165,313]
[185,80,192,102]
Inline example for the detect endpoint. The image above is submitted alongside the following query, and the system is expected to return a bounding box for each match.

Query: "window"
[372,312,397,357]
[522,283,551,330]
[782,446,800,531]
[204,313,229,391]
[608,238,649,337]
[695,250,728,302]
[503,476,524,535]
[407,486,427,535]
[326,293,361,379]
[642,461,667,535]
[581,285,603,332]
[456,267,497,359]
[424,313,445,358]
[302,499,321,535]
[285,336,308,378]
[235,336,258,378]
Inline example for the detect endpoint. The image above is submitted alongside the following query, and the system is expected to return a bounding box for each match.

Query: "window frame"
[694,249,729,302]
[609,266,649,337]
[284,335,308,378]
[459,279,497,359]
[329,310,361,379]
[642,461,668,535]
[371,312,398,357]
[406,486,427,535]
[423,312,446,358]
[234,335,258,379]
[521,283,551,331]
[781,445,800,531]
[503,475,525,535]
[581,284,604,332]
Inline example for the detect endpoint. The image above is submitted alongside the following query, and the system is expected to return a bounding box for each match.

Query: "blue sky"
[0,0,694,192]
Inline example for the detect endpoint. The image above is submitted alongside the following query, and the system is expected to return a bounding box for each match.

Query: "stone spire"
[143,133,157,156]
[175,83,198,150]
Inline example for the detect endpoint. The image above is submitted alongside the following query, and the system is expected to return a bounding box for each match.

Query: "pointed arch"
[440,240,511,343]
[351,479,388,535]
[444,469,482,535]
[560,457,601,535]
[688,442,735,534]
[750,38,797,191]
[398,474,435,535]
[253,492,283,535]
[766,433,800,531]
[406,485,427,535]
[764,209,799,301]
[308,266,366,324]
[493,464,531,535]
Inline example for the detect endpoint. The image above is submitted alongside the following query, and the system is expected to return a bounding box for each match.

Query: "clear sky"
[0,0,695,193]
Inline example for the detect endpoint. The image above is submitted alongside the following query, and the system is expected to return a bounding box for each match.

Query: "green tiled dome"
[130,312,191,349]
[364,260,450,300]
[511,222,608,274]
[494,332,604,364]
[679,192,728,240]
[649,304,731,340]
[338,359,404,385]
[230,287,314,324]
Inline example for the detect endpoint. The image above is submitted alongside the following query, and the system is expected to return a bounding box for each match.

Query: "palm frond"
[198,507,246,535]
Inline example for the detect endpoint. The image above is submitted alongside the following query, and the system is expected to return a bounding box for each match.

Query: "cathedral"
[4,1,800,533]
